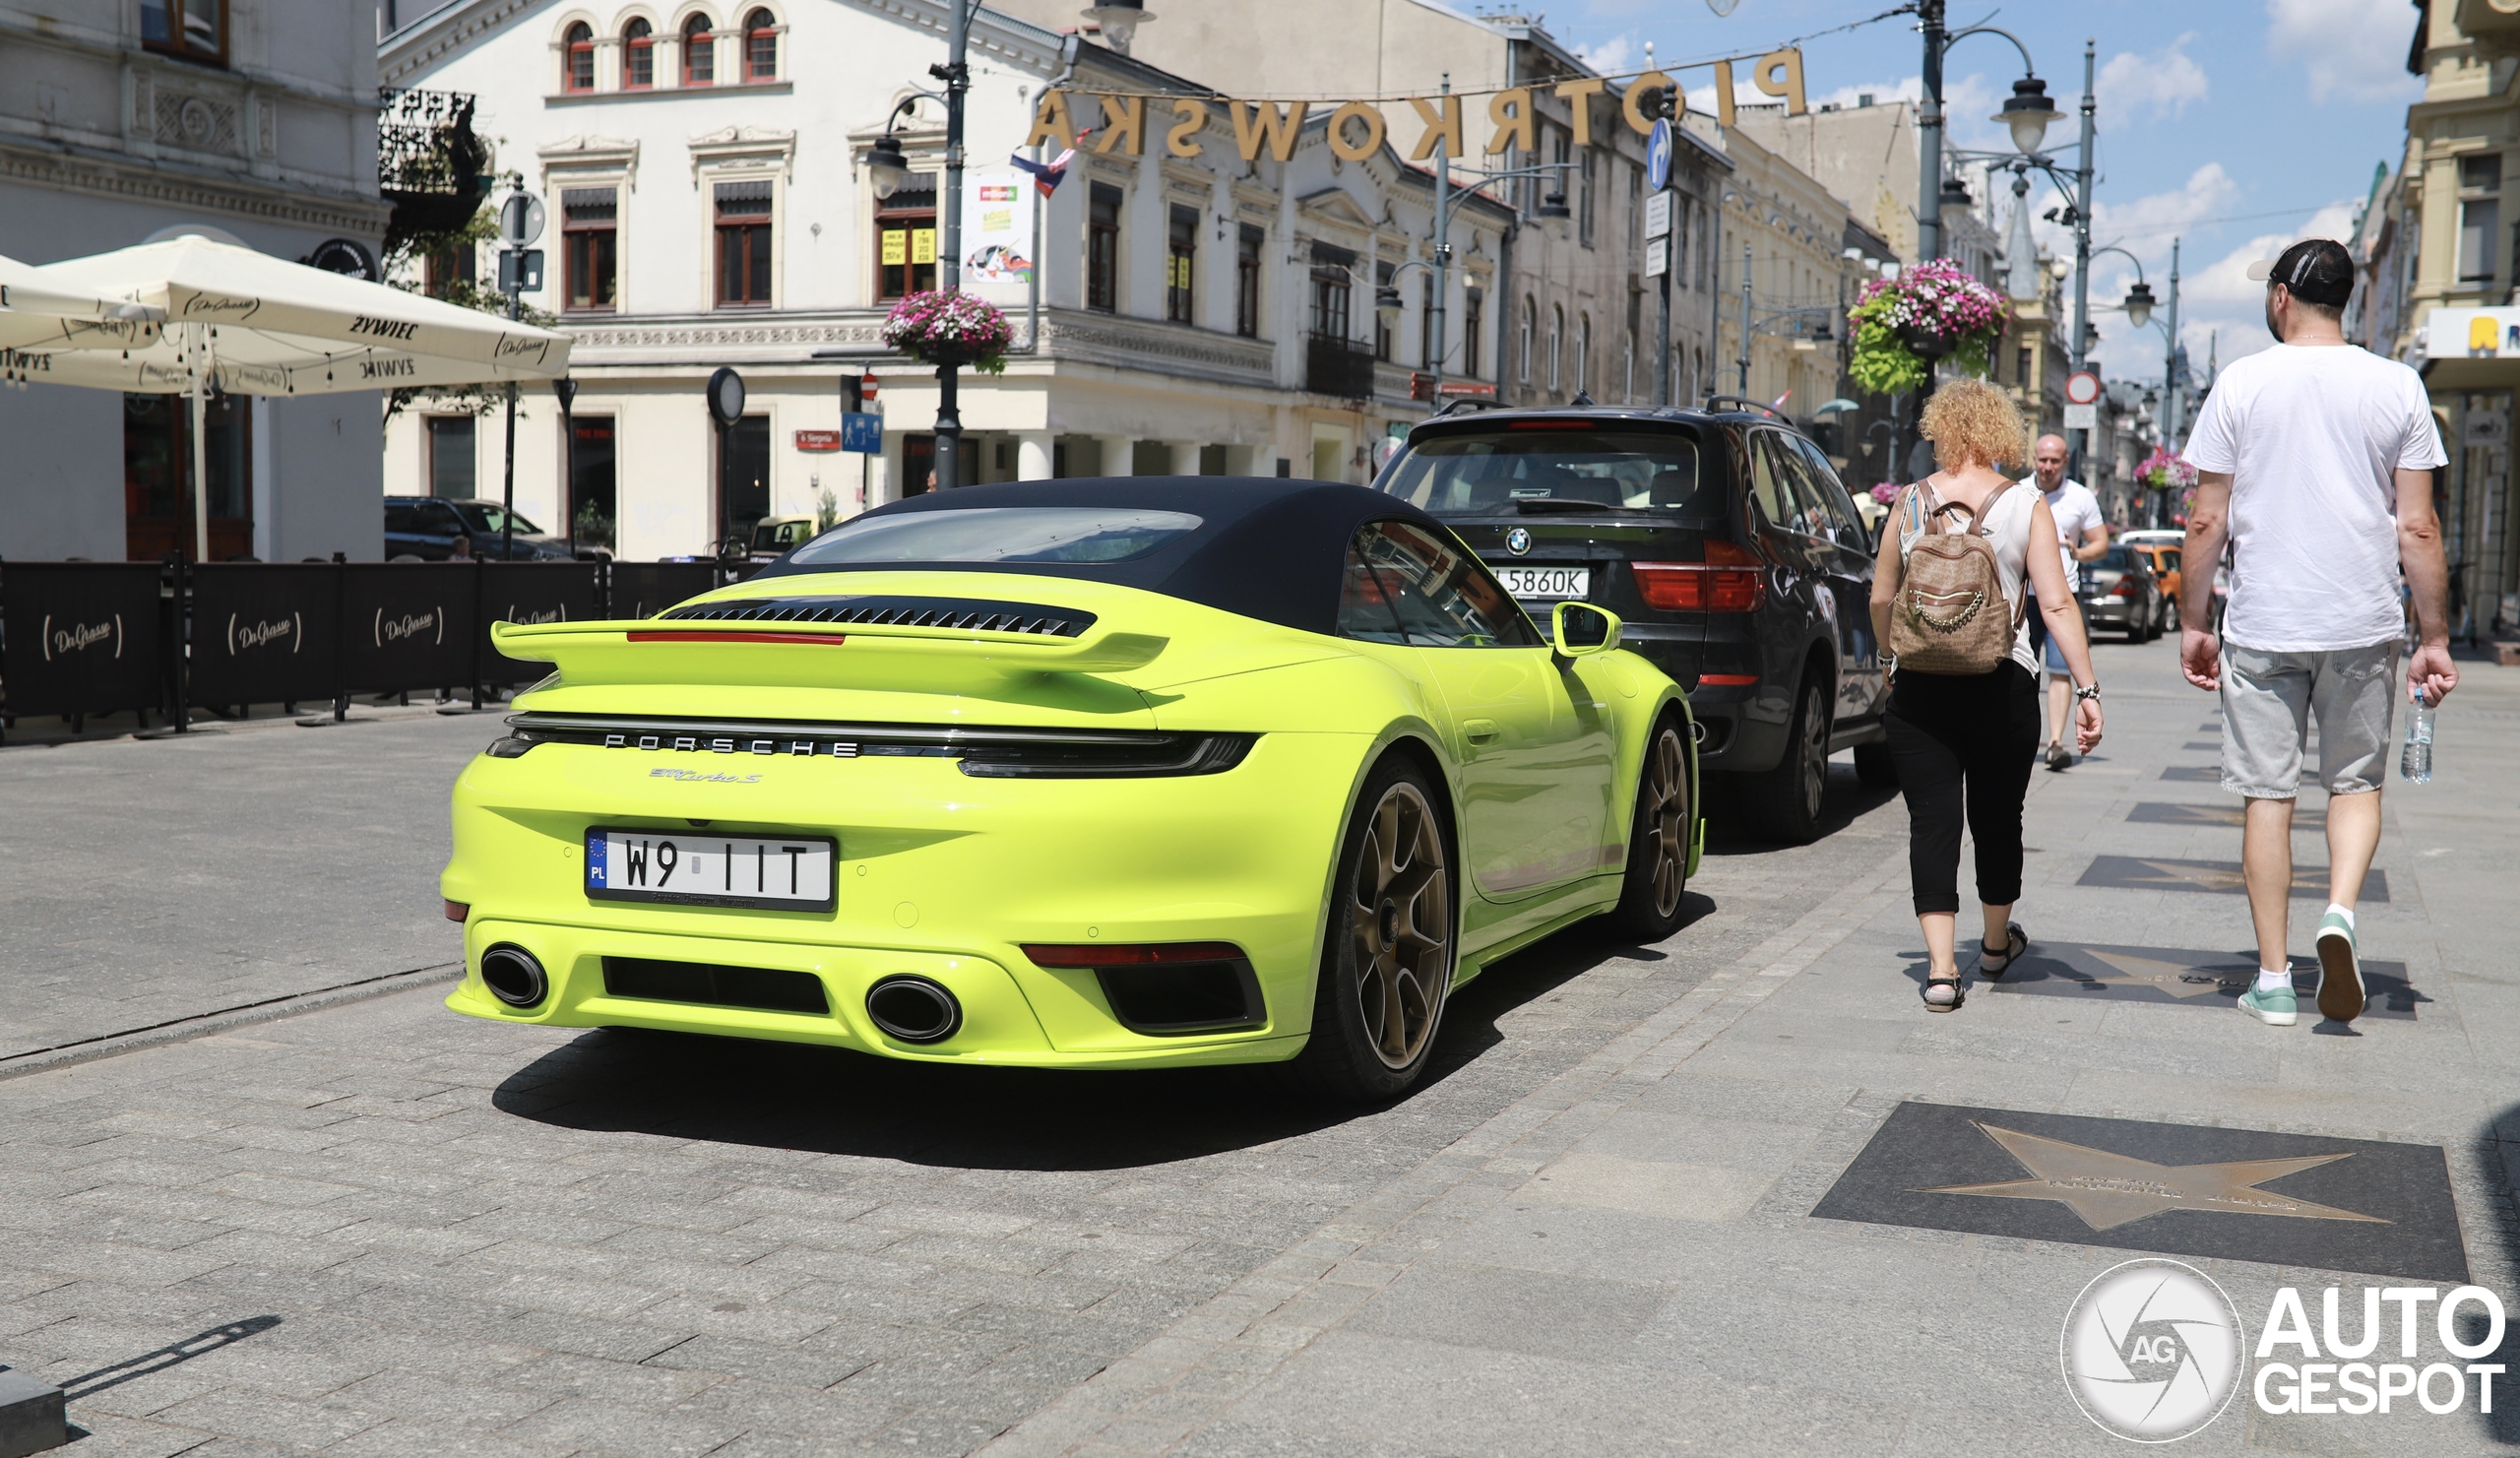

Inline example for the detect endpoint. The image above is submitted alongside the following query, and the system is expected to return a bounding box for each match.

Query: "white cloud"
[1575,34,1636,76]
[2029,163,2241,268]
[2266,0,2423,103]
[2088,199,2364,376]
[2097,34,2209,119]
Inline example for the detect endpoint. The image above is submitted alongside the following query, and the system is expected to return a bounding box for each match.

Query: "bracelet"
[2074,684,2102,702]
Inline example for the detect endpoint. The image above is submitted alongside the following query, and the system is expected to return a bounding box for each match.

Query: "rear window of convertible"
[785,507,1204,566]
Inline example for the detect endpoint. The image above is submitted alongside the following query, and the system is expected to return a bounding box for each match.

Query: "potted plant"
[1848,260,2008,395]
[880,290,1015,375]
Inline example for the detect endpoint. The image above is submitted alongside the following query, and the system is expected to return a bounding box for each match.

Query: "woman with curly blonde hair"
[1870,378,2103,1010]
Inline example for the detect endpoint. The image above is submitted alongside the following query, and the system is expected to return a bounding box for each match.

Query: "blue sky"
[1552,0,2426,385]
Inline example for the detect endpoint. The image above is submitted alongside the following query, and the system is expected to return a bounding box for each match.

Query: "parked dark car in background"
[1375,400,1889,844]
[384,497,582,561]
[2078,542,2165,641]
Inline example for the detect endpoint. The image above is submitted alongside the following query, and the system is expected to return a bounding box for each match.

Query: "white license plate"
[1491,564,1591,601]
[586,828,836,911]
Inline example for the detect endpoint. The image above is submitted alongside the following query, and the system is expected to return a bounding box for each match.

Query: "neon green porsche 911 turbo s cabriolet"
[441,479,1699,1101]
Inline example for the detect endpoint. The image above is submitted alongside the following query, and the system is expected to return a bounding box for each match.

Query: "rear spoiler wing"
[491,617,1168,679]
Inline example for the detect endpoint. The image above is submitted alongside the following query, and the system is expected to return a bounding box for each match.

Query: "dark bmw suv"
[1373,402,1890,843]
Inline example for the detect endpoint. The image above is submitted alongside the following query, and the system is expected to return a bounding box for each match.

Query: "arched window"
[562,21,595,93]
[1546,304,1562,392]
[681,14,715,86]
[614,17,645,88]
[1518,296,1535,384]
[743,8,777,82]
[1576,314,1591,396]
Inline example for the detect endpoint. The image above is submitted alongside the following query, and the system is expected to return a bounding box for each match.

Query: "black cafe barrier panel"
[0,559,731,736]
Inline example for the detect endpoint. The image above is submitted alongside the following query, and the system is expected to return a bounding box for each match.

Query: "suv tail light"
[1633,541,1766,613]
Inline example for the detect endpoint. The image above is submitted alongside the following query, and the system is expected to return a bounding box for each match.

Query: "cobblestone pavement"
[0,710,472,1061]
[0,695,1902,1457]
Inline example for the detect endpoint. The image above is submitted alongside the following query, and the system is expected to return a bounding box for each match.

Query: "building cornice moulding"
[0,138,390,235]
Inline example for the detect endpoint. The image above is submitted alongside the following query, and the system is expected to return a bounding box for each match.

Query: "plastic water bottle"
[2400,688,2434,785]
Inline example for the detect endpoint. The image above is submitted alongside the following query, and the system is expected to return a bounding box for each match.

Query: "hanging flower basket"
[880,290,1014,375]
[2137,447,2200,521]
[1847,260,2007,396]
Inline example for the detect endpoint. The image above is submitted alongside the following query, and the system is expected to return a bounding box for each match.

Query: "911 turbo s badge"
[650,767,765,784]
[1506,527,1533,555]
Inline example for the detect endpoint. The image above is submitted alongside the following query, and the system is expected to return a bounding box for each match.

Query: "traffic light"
[1654,83,1679,121]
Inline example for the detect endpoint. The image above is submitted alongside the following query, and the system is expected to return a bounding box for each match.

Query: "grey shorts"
[2220,641,2400,798]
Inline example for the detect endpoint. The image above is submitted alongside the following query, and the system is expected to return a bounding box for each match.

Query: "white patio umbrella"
[20,235,571,560]
[0,252,163,356]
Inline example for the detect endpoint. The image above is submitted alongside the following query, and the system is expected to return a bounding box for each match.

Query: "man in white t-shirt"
[2180,237,2457,1031]
[2021,433,2109,770]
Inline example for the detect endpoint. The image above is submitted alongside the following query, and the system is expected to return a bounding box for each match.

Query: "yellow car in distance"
[441,479,1698,1101]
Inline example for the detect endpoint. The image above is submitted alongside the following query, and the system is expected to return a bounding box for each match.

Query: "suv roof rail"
[1431,397,1508,418]
[1699,395,1793,423]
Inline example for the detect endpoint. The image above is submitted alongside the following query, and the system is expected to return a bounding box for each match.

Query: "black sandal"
[1979,922,2028,980]
[1922,972,1965,1012]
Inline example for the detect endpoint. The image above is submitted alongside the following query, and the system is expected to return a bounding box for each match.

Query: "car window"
[1752,432,1829,538]
[454,503,544,537]
[2100,545,2133,569]
[788,507,1203,566]
[2157,547,2180,572]
[384,504,421,535]
[1376,428,1709,515]
[1791,437,1867,539]
[417,501,466,533]
[1338,520,1543,649]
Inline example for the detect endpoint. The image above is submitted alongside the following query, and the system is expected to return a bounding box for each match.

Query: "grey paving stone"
[500,1395,749,1458]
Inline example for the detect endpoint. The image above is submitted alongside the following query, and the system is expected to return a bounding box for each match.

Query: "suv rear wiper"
[1512,497,1616,514]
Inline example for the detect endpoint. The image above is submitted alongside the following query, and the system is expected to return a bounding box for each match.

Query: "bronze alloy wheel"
[1640,728,1687,919]
[1349,780,1451,1070]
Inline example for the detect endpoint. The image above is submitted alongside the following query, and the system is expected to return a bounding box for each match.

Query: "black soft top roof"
[747,477,1445,636]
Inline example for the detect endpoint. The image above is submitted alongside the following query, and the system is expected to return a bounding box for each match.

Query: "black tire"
[2165,599,2180,634]
[1288,758,1455,1103]
[1609,718,1692,941]
[1853,738,1899,789]
[1742,677,1830,845]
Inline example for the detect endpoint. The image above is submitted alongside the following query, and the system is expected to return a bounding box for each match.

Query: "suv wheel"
[1743,678,1829,845]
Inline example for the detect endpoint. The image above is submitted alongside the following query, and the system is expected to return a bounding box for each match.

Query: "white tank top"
[1899,479,2041,675]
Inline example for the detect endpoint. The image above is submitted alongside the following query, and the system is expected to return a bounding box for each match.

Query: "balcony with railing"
[1304,333,1376,401]
[378,88,491,257]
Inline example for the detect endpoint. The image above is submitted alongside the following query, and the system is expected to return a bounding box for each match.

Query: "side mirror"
[1551,601,1621,656]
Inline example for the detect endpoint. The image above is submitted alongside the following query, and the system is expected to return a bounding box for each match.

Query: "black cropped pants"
[1883,662,2040,916]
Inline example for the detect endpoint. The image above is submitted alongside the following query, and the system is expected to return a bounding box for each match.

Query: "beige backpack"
[1886,479,2025,675]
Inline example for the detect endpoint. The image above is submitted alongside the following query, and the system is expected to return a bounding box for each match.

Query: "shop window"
[1088,182,1122,313]
[1235,222,1263,338]
[743,8,777,82]
[571,416,616,550]
[562,188,618,311]
[714,180,772,307]
[123,391,251,560]
[142,0,224,64]
[723,414,770,545]
[427,415,476,499]
[622,19,654,89]
[681,14,715,86]
[1166,203,1197,324]
[875,180,936,300]
[562,22,595,93]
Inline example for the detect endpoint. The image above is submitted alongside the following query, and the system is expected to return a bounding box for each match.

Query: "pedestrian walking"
[1872,379,2104,1011]
[2020,432,2109,769]
[2178,238,2458,1028]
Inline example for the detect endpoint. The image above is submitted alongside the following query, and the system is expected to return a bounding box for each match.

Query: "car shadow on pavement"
[486,891,1717,1173]
[1702,765,1898,854]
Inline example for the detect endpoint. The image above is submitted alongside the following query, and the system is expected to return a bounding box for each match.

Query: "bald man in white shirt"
[2022,433,2109,769]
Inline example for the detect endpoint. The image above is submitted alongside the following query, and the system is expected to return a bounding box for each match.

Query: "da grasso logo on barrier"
[2061,1267,2509,1441]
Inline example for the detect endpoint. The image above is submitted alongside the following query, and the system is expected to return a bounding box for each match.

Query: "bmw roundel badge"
[1506,527,1532,556]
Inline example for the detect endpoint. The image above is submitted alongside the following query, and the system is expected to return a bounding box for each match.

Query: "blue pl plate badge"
[586,831,607,887]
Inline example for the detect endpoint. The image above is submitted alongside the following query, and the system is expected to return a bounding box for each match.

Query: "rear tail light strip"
[1631,560,1767,612]
[492,713,1256,778]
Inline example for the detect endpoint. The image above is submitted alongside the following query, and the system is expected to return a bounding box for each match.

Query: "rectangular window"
[1579,149,1597,248]
[1464,287,1483,379]
[1309,242,1353,341]
[874,180,936,300]
[571,415,616,550]
[2463,154,2502,192]
[2016,344,2034,387]
[682,20,715,85]
[724,414,770,544]
[715,181,773,306]
[123,390,250,560]
[422,241,475,299]
[428,416,476,499]
[1235,222,1264,338]
[2462,198,2500,283]
[1088,182,1122,313]
[142,0,224,63]
[1166,203,1197,324]
[562,188,618,312]
[1374,262,1395,361]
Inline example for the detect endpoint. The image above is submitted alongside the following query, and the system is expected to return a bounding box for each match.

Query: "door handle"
[1463,718,1502,742]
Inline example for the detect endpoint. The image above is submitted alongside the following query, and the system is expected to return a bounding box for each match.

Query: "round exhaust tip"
[865,975,962,1044]
[479,943,548,1009]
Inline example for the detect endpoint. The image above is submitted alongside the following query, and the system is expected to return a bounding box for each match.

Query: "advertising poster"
[963,172,1035,304]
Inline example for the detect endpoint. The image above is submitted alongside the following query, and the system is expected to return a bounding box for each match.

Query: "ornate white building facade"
[377,0,1511,560]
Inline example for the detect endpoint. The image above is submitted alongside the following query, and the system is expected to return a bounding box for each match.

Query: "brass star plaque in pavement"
[2078,855,2388,902]
[1920,1122,2387,1230]
[1809,1103,2468,1283]
[1967,940,2421,1019]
